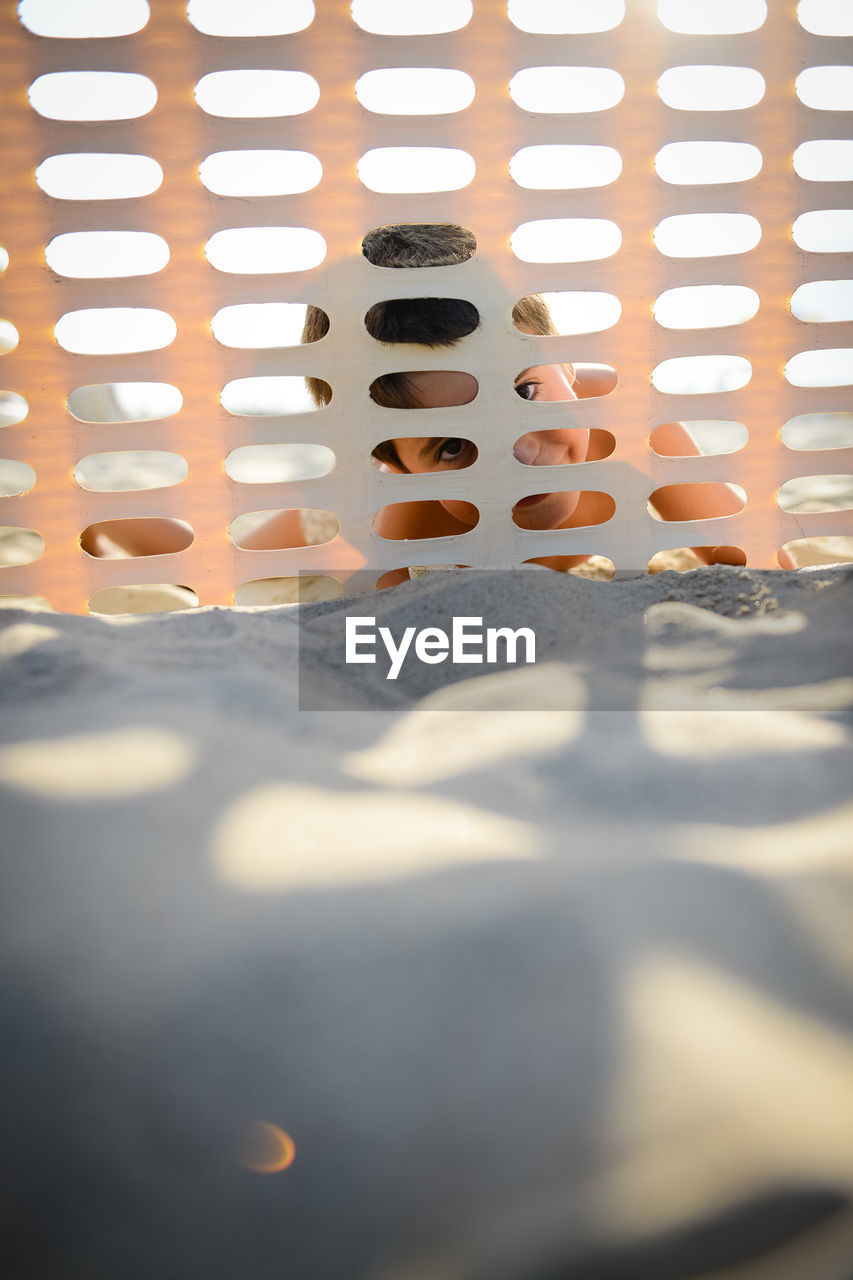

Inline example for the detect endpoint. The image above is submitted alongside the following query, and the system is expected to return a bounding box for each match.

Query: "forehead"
[405,370,478,407]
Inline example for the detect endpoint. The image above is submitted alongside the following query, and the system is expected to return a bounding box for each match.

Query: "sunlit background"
[2,0,852,596]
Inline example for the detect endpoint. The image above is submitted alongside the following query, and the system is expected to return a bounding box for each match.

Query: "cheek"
[558,489,581,521]
[566,428,589,464]
[440,498,479,525]
[545,489,582,526]
[514,489,581,529]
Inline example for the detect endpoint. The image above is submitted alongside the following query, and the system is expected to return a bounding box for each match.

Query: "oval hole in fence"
[521,555,615,579]
[187,0,313,35]
[508,0,624,31]
[351,0,472,35]
[0,592,51,608]
[566,556,617,580]
[794,140,853,183]
[0,320,19,355]
[0,393,28,427]
[375,502,479,539]
[68,383,182,423]
[74,452,187,492]
[355,68,475,115]
[0,461,36,496]
[229,509,339,550]
[199,150,321,198]
[657,65,765,111]
[377,564,469,588]
[509,66,625,114]
[194,70,319,118]
[778,475,853,513]
[55,309,176,355]
[365,298,478,345]
[524,292,621,335]
[205,227,326,274]
[221,377,327,416]
[369,371,478,409]
[0,247,8,274]
[234,576,342,607]
[362,224,477,267]
[28,72,157,121]
[212,303,326,348]
[651,421,748,456]
[793,210,853,254]
[513,428,614,464]
[648,546,746,572]
[658,0,767,34]
[36,153,163,200]
[797,0,853,36]
[513,492,615,529]
[510,145,622,190]
[648,483,746,520]
[796,67,853,112]
[653,355,752,394]
[791,280,853,323]
[785,349,853,387]
[512,219,621,263]
[19,0,150,37]
[358,148,475,194]
[782,412,853,451]
[654,285,759,329]
[46,231,169,279]
[81,519,193,557]
[654,213,761,258]
[88,585,199,615]
[655,141,762,186]
[373,437,477,470]
[514,362,615,403]
[0,528,44,566]
[780,536,853,567]
[225,443,335,483]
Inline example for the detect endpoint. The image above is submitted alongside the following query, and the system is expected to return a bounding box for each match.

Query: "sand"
[2,564,852,1279]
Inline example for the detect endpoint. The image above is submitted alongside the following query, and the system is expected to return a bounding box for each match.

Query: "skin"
[373,362,759,582]
[374,363,608,580]
[84,362,793,573]
[382,363,588,527]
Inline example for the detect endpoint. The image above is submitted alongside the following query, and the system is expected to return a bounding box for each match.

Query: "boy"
[296,223,750,582]
[85,223,762,576]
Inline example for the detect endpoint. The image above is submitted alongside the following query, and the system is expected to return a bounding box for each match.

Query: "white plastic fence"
[1,0,851,611]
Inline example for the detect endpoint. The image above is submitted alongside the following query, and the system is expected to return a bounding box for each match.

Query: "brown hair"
[301,224,558,468]
[362,222,477,268]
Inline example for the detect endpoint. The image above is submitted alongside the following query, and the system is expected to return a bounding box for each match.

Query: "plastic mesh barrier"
[1,0,851,610]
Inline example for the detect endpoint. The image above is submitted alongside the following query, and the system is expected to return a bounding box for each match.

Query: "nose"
[513,431,569,466]
[513,433,540,465]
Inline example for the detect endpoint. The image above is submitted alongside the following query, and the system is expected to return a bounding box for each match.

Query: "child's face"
[387,363,589,529]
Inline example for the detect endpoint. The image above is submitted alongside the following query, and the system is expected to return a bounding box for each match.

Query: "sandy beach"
[2,564,852,1278]
[3,0,852,1270]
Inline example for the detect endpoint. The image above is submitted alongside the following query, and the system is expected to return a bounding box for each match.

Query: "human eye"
[514,379,540,401]
[436,437,466,462]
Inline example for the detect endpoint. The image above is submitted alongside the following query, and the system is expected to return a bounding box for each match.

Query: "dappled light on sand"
[0,621,61,658]
[212,785,542,891]
[0,727,195,799]
[675,800,853,878]
[638,600,853,748]
[346,663,585,787]
[641,706,850,757]
[240,1122,296,1175]
[602,954,853,1239]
